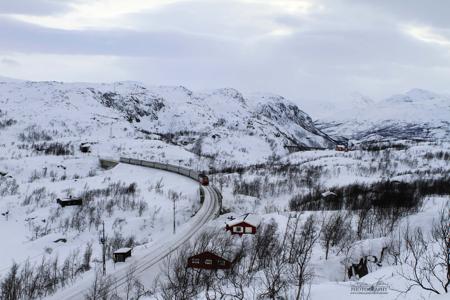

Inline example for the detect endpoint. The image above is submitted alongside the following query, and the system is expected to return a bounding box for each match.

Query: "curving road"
[46,158,222,300]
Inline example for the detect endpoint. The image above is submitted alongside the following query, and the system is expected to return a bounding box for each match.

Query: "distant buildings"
[335,145,349,152]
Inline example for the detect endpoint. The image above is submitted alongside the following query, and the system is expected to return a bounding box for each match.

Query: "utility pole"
[173,197,176,234]
[100,221,106,276]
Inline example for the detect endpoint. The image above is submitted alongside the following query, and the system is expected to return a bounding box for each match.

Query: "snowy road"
[46,160,221,300]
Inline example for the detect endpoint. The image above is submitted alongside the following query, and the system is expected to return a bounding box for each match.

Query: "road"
[46,161,221,300]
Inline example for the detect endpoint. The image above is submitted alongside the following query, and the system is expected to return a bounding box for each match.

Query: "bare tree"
[288,215,320,300]
[84,270,116,300]
[122,264,150,300]
[430,206,450,293]
[260,253,287,300]
[0,262,21,300]
[156,246,199,300]
[398,207,450,296]
[247,219,279,271]
[320,212,351,260]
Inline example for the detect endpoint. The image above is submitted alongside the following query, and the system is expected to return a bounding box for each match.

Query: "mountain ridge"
[315,88,450,143]
[0,81,336,165]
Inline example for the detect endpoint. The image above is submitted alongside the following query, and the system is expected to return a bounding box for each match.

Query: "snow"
[225,213,260,227]
[0,81,335,167]
[0,160,199,275]
[114,248,132,254]
[314,89,450,142]
[1,80,449,300]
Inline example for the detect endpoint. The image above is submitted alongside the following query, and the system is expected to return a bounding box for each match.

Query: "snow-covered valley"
[0,80,449,300]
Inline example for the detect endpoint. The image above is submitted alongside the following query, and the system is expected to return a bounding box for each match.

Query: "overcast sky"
[1,0,450,104]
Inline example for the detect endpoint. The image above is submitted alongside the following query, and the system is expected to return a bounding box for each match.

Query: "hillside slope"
[314,89,450,143]
[0,81,336,165]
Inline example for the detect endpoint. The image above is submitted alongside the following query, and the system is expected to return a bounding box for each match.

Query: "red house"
[187,251,232,270]
[225,214,259,236]
[335,145,349,152]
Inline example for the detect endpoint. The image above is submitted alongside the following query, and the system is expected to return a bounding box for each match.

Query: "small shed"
[113,247,132,263]
[187,251,231,270]
[225,213,260,236]
[57,196,82,207]
[79,143,91,153]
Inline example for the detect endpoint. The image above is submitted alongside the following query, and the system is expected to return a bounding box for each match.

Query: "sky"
[1,0,450,104]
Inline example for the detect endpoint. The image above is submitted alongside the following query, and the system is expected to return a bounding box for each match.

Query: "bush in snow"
[32,142,74,156]
[0,245,93,300]
[18,125,54,143]
[397,206,450,295]
[0,177,19,196]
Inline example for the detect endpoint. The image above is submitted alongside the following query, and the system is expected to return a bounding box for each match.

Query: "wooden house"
[187,251,231,270]
[113,247,132,263]
[225,213,259,236]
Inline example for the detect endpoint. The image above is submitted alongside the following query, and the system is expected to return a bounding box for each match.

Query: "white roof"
[226,213,260,227]
[114,247,132,254]
[321,191,336,197]
[58,197,82,201]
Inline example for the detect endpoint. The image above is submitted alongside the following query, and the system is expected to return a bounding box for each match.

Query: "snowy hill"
[315,89,450,143]
[0,81,336,165]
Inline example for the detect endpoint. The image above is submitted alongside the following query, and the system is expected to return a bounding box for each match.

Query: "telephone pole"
[100,221,106,276]
[173,197,176,234]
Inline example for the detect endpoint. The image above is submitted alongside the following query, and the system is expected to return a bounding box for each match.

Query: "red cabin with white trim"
[187,251,232,270]
[225,213,260,236]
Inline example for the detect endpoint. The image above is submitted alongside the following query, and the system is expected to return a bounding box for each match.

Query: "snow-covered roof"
[57,197,82,202]
[114,247,132,254]
[321,191,336,198]
[226,213,260,227]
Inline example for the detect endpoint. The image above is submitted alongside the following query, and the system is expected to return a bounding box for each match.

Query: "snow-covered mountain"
[315,89,450,143]
[0,81,336,165]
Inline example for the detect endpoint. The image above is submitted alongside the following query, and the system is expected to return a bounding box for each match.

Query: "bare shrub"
[18,125,54,142]
[397,206,450,295]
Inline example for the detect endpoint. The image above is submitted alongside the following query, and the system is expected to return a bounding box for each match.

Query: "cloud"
[344,0,450,28]
[1,0,450,103]
[0,0,71,16]
[0,16,233,57]
[1,58,20,67]
[405,25,450,48]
